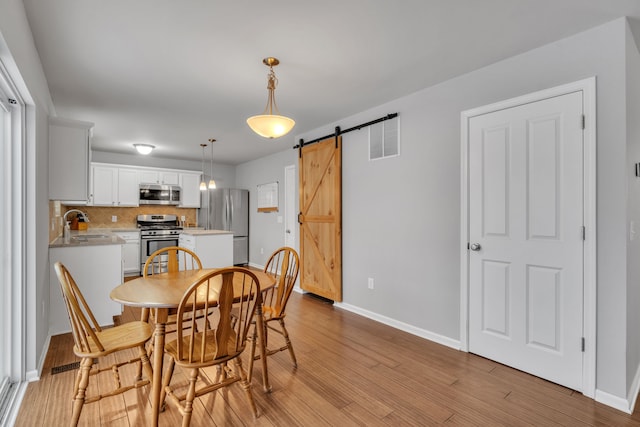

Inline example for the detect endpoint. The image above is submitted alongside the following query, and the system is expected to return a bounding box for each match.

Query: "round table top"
[110,268,275,309]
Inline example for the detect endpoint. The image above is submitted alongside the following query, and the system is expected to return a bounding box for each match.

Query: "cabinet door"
[160,171,179,185]
[139,170,159,184]
[49,118,93,202]
[179,172,202,208]
[91,165,117,206]
[118,168,139,206]
[122,240,140,274]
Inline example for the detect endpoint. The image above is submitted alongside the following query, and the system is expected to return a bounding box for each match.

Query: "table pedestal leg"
[151,310,168,426]
[254,304,272,392]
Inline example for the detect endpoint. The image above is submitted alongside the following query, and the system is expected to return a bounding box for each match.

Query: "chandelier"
[246,57,295,139]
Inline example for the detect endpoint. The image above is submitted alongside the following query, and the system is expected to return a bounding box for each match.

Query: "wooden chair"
[140,246,203,372]
[54,262,153,427]
[160,267,261,427]
[141,245,203,324]
[247,247,300,380]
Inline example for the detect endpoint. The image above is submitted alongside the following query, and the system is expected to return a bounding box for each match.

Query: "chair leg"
[279,319,298,368]
[160,357,175,412]
[138,344,154,381]
[247,323,258,381]
[233,358,258,419]
[182,368,199,427]
[71,358,92,426]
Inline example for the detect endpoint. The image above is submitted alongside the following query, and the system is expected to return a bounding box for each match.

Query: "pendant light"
[199,143,207,191]
[208,138,217,189]
[246,57,295,139]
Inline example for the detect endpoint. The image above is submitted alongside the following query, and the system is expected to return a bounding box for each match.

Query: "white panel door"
[284,165,296,248]
[468,91,584,390]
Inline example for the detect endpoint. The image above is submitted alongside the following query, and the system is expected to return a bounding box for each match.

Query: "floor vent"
[51,362,80,375]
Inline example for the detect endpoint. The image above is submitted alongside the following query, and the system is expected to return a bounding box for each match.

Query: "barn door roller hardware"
[294,113,398,152]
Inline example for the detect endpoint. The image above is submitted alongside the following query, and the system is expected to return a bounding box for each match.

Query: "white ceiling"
[22,0,640,165]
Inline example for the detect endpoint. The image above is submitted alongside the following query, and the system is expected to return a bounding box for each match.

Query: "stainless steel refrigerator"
[198,188,249,265]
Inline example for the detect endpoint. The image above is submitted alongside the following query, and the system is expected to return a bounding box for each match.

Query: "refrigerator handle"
[225,191,231,231]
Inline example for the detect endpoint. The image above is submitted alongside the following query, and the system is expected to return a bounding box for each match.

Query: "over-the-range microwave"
[139,184,181,205]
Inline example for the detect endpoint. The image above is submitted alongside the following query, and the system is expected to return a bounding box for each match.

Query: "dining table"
[110,267,276,427]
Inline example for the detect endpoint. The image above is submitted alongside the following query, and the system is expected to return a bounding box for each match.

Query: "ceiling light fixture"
[199,143,207,191]
[246,57,295,139]
[208,138,217,189]
[134,143,155,155]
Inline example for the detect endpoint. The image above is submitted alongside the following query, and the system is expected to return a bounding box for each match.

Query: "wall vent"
[369,115,399,160]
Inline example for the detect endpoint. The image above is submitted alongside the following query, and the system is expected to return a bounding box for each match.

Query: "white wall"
[238,17,633,401]
[625,20,640,396]
[0,0,54,379]
[236,149,297,267]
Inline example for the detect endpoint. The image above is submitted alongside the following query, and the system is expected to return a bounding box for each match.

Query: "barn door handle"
[298,212,303,224]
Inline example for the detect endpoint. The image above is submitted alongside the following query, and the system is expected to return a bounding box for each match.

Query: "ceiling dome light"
[247,57,295,139]
[134,143,155,155]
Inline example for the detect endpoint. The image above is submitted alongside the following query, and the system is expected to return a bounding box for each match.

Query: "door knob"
[286,229,291,234]
[470,243,482,251]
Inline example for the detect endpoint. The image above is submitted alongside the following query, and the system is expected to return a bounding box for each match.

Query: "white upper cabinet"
[90,164,140,206]
[90,163,201,207]
[117,168,140,206]
[138,170,179,185]
[90,165,117,206]
[179,172,201,208]
[49,117,94,202]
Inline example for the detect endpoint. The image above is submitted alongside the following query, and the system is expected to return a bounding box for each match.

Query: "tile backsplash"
[49,202,197,242]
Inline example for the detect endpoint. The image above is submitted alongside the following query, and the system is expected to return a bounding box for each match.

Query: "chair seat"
[261,306,285,322]
[164,329,242,369]
[74,321,153,358]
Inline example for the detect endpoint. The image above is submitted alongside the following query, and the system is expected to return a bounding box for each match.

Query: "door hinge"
[581,114,585,129]
[581,337,585,352]
[582,226,586,241]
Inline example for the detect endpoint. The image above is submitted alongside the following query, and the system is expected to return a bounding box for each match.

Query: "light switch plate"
[112,215,117,222]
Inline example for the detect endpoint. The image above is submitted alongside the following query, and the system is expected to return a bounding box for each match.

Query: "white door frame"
[460,77,596,398]
[284,164,296,249]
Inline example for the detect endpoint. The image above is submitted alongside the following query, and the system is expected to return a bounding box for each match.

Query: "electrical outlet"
[368,278,374,289]
[112,215,118,222]
[181,215,186,221]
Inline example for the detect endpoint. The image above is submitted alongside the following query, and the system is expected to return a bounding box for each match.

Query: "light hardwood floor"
[15,291,640,426]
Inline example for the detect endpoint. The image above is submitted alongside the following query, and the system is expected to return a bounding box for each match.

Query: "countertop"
[49,230,126,248]
[180,229,233,236]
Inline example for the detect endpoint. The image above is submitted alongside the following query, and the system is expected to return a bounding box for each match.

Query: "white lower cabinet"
[113,231,140,276]
[49,244,123,335]
[179,232,233,268]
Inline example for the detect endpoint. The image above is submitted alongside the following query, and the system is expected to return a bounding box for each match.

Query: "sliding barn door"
[299,136,342,301]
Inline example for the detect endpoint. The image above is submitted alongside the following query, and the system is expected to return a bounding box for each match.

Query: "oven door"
[140,236,180,274]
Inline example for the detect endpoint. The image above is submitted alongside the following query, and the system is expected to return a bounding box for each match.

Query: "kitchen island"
[49,230,125,335]
[179,229,233,268]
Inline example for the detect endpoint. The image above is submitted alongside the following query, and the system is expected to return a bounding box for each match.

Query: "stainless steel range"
[137,214,182,273]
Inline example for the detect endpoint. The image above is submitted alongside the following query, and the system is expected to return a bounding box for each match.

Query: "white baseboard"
[3,380,28,427]
[26,334,52,382]
[334,301,461,350]
[595,389,633,414]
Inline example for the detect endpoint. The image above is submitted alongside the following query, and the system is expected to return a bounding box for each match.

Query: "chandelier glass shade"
[247,57,295,139]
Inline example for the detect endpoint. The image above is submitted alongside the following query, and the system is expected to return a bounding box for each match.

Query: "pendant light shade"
[208,138,217,189]
[246,57,295,139]
[199,143,207,191]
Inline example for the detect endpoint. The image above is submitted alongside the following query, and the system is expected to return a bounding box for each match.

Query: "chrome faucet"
[62,209,90,239]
